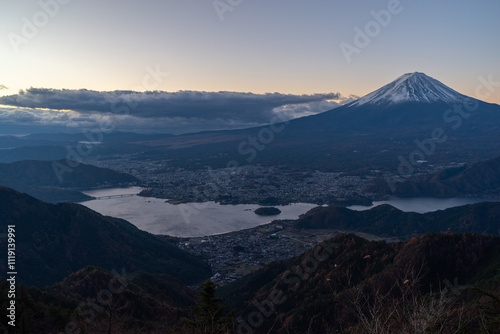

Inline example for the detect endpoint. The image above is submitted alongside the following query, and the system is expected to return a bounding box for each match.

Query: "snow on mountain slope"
[349,72,470,107]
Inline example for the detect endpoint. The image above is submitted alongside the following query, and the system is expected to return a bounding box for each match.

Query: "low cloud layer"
[0,88,352,134]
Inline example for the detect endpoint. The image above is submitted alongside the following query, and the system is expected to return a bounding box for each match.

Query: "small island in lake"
[254,207,282,216]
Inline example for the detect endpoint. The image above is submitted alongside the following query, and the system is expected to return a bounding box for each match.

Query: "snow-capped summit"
[349,72,468,107]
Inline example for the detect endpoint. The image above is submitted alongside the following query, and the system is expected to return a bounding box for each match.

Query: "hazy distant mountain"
[0,159,137,188]
[387,155,500,197]
[0,132,173,164]
[0,187,211,287]
[0,159,138,202]
[0,145,68,163]
[21,132,173,144]
[0,132,173,148]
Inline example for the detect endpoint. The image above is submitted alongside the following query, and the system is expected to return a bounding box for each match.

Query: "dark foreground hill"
[0,159,138,202]
[221,233,500,334]
[0,187,211,287]
[1,228,499,333]
[0,266,198,333]
[295,201,500,238]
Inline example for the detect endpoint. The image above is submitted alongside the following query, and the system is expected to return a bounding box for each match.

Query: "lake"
[81,188,500,237]
[347,197,500,214]
[81,187,318,237]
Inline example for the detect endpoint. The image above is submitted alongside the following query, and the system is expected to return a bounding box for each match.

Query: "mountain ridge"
[389,155,500,197]
[0,159,138,202]
[295,201,500,238]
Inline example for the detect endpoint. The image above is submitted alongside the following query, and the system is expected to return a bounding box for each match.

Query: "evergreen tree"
[178,280,234,334]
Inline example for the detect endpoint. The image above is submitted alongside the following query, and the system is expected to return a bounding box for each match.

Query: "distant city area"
[90,158,375,204]
[170,219,395,286]
[86,154,457,205]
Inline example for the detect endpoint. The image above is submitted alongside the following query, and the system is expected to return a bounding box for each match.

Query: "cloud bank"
[0,88,352,134]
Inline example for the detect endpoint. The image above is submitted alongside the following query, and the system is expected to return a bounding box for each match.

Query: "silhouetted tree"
[178,280,234,334]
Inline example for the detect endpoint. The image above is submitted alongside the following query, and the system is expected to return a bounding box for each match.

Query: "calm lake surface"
[81,187,318,237]
[348,197,500,214]
[81,188,500,237]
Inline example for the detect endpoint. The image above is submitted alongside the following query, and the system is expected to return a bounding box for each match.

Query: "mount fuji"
[136,72,500,172]
[293,72,499,135]
[348,72,470,107]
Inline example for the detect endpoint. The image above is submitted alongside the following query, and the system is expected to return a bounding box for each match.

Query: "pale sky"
[0,0,499,133]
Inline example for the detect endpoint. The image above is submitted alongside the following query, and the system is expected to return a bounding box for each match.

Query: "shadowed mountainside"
[295,202,500,238]
[0,187,211,287]
[221,233,500,333]
[390,156,500,197]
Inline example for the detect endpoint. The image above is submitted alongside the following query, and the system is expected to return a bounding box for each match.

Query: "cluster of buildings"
[98,160,376,205]
[87,152,462,208]
[177,220,335,285]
